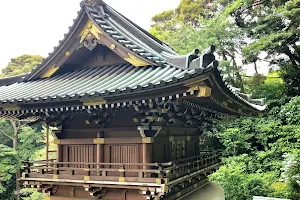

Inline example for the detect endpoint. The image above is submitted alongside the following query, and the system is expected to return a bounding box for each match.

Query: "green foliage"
[175,0,211,27]
[0,145,19,198]
[149,0,299,198]
[243,72,287,107]
[0,120,14,147]
[209,163,286,200]
[150,1,247,89]
[150,0,299,93]
[1,54,43,77]
[207,96,300,199]
[20,188,44,200]
[281,150,300,199]
[232,0,300,95]
[0,119,44,199]
[279,96,300,125]
[18,126,44,161]
[215,127,253,156]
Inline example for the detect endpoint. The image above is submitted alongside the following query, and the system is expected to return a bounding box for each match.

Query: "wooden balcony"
[20,151,221,199]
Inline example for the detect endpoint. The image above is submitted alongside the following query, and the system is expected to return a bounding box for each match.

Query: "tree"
[18,126,44,161]
[209,162,283,200]
[0,120,44,200]
[0,145,19,200]
[1,54,43,77]
[0,120,22,150]
[206,94,300,199]
[231,0,300,96]
[175,0,213,27]
[150,1,248,90]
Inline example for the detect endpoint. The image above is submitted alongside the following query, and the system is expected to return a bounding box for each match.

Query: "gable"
[24,1,165,81]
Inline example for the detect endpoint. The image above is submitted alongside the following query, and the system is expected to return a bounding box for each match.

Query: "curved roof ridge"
[0,73,27,86]
[24,5,86,81]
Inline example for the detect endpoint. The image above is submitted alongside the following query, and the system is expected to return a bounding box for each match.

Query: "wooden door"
[110,144,139,169]
[66,145,94,168]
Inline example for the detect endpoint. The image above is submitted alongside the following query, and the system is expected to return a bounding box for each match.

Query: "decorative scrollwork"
[79,21,103,51]
[82,34,100,50]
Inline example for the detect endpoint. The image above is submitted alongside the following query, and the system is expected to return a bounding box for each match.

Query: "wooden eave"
[0,73,27,86]
[0,62,265,119]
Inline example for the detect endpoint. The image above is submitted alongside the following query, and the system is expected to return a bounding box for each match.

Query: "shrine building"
[0,0,265,199]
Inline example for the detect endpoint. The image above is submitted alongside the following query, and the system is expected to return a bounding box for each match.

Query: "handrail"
[23,161,172,167]
[171,151,219,164]
[27,166,161,173]
[22,151,219,167]
[20,152,221,188]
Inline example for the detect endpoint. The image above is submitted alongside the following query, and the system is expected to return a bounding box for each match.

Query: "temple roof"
[0,0,265,119]
[0,63,192,102]
[0,73,27,87]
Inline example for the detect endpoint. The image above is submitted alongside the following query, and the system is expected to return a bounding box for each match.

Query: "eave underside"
[0,65,265,124]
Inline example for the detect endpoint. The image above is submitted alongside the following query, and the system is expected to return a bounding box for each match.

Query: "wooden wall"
[56,111,201,166]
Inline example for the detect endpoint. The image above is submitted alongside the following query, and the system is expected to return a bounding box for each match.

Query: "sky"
[0,0,268,75]
[0,0,180,69]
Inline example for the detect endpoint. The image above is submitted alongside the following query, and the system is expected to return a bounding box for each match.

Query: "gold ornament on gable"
[40,65,59,78]
[124,53,149,67]
[79,21,103,43]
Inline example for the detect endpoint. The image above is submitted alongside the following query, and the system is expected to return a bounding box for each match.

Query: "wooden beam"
[63,127,138,132]
[54,137,154,145]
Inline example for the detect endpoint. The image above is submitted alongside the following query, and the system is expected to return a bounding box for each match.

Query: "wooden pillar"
[142,141,153,170]
[46,125,49,173]
[57,145,63,162]
[142,141,153,178]
[96,132,104,174]
[54,131,63,164]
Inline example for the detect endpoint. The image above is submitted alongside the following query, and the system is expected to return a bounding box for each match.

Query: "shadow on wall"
[181,182,225,200]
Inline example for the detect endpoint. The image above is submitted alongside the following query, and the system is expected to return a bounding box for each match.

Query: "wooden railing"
[20,151,220,188]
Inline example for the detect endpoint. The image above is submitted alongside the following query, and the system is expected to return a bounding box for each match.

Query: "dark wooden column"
[138,126,154,172]
[57,144,63,162]
[95,132,104,173]
[54,131,63,163]
[142,138,153,171]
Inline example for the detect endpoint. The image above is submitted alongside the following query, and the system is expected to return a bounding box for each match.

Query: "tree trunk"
[231,55,245,92]
[283,47,300,66]
[254,61,259,74]
[9,120,20,200]
[12,137,17,150]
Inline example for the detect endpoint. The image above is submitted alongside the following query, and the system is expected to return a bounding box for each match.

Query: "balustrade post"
[119,165,125,178]
[157,165,164,179]
[23,162,31,175]
[96,132,104,176]
[53,163,59,179]
[85,164,90,176]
